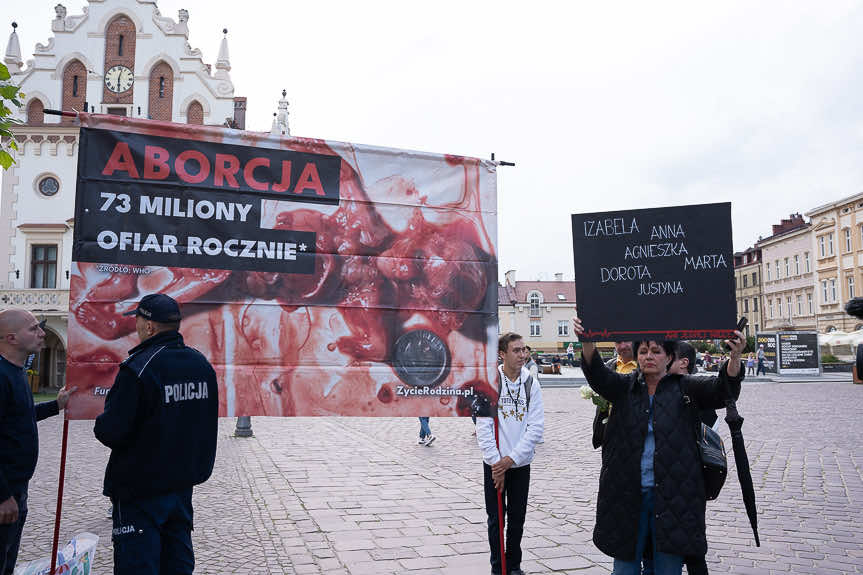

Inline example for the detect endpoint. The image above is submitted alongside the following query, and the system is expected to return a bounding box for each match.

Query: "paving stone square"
[15,381,863,574]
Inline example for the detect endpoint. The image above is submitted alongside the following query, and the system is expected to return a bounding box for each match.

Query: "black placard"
[755,332,778,373]
[778,332,820,374]
[571,203,736,341]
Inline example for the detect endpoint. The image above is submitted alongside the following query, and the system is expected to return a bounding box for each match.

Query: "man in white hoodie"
[477,332,545,575]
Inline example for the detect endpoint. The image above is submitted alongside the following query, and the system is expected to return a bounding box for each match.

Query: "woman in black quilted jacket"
[572,317,745,575]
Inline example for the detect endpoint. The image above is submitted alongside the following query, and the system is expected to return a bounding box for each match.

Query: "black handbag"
[696,420,727,500]
[687,395,728,501]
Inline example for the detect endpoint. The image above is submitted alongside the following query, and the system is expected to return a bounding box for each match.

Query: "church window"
[27,99,44,125]
[37,175,60,197]
[30,245,58,289]
[62,60,87,124]
[187,101,203,125]
[118,35,124,56]
[148,62,173,121]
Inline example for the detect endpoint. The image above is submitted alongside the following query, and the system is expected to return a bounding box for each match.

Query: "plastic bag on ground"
[13,532,99,575]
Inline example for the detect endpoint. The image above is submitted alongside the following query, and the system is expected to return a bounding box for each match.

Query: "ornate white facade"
[0,0,244,389]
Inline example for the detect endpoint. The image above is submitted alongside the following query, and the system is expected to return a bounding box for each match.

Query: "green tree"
[0,62,24,170]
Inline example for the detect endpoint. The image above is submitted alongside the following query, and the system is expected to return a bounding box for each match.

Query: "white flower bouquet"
[579,385,610,413]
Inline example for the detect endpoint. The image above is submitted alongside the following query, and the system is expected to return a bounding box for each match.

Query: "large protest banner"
[571,203,737,341]
[66,115,498,420]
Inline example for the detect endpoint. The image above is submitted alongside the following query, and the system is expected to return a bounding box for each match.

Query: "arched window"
[62,60,87,124]
[187,100,203,125]
[528,291,542,317]
[27,99,44,125]
[148,62,173,121]
[118,34,124,56]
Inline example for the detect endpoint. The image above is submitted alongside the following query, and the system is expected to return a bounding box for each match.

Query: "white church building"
[0,0,259,389]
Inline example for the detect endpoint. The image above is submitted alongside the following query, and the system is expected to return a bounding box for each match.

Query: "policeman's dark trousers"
[112,488,194,575]
[483,463,530,574]
[0,487,27,575]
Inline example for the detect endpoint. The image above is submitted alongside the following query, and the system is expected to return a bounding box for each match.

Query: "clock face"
[104,65,134,93]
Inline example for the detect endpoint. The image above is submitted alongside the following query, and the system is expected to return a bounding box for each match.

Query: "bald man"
[0,309,73,575]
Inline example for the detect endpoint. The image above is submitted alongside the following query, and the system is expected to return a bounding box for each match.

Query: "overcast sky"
[8,1,863,282]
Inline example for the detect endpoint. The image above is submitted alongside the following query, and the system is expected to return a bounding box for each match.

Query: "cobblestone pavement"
[17,381,863,574]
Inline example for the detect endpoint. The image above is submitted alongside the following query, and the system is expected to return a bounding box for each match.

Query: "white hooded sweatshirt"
[476,364,545,467]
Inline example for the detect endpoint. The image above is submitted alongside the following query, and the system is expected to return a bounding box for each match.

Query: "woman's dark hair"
[633,340,677,371]
[675,341,697,374]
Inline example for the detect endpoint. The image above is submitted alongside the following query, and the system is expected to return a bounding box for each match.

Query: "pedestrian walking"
[0,310,74,575]
[417,417,436,446]
[94,294,218,574]
[477,332,544,575]
[756,344,766,375]
[524,346,540,383]
[573,316,745,575]
[746,353,756,376]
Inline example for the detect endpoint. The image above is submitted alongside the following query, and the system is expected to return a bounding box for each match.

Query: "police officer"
[94,294,218,574]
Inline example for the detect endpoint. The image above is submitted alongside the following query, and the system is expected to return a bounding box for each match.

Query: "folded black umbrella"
[724,400,760,546]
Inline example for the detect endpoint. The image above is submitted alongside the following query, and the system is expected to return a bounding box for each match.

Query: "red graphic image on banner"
[66,115,498,420]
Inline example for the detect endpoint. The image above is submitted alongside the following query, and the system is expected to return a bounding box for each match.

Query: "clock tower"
[101,14,136,111]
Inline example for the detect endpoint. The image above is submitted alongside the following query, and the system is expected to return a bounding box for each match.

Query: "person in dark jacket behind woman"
[572,317,744,575]
[667,341,713,575]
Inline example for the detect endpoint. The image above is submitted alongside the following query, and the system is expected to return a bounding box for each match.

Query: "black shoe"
[509,569,526,575]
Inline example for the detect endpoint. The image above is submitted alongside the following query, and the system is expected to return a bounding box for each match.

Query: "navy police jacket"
[94,330,218,501]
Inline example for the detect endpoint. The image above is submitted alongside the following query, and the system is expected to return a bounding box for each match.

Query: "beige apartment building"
[806,192,863,332]
[733,247,763,336]
[498,270,577,352]
[757,214,817,332]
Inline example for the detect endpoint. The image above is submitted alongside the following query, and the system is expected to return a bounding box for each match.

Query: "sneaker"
[418,436,428,445]
[424,434,436,446]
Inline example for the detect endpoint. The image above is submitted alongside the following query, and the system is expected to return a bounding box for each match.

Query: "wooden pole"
[493,417,507,575]
[49,418,70,574]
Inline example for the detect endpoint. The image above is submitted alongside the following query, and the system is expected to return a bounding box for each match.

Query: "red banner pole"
[493,417,507,575]
[50,418,70,574]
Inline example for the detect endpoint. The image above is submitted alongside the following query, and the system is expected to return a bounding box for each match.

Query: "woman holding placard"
[571,316,745,575]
